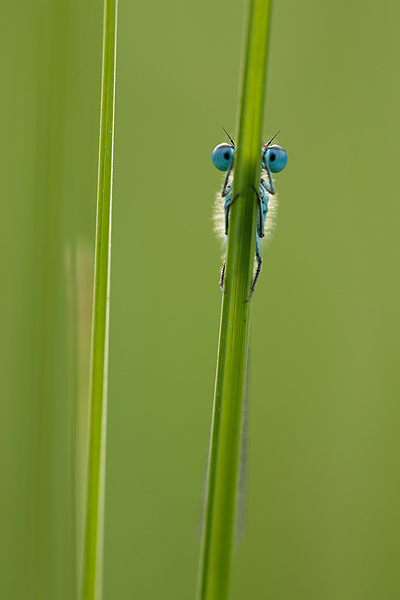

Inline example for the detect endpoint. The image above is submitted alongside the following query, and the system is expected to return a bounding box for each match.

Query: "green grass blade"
[196,1,273,599]
[82,1,118,599]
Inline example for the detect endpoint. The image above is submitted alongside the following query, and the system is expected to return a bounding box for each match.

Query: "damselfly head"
[263,144,288,173]
[212,143,235,172]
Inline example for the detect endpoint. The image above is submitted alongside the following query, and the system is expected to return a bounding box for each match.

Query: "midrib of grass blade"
[196,1,273,599]
[82,1,118,599]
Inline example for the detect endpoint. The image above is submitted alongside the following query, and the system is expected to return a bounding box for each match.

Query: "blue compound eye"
[264,144,288,173]
[212,143,235,171]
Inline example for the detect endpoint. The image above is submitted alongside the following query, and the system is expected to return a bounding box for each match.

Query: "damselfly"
[212,130,288,300]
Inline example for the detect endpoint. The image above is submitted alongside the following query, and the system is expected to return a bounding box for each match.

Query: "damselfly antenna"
[222,127,235,148]
[265,129,282,147]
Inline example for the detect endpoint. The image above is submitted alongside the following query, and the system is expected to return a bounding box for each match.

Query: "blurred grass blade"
[82,1,118,599]
[196,1,273,599]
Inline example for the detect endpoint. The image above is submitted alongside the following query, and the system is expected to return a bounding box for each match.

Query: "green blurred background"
[2,0,400,598]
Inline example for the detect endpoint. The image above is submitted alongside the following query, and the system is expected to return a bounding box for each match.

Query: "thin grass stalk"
[196,1,273,599]
[82,1,118,599]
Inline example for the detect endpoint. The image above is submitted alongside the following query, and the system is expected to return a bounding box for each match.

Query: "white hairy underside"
[213,173,279,258]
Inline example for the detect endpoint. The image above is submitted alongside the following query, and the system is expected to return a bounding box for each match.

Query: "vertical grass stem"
[82,1,118,599]
[196,1,273,599]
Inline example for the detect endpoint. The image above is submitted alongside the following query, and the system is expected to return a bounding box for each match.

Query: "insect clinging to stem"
[212,129,288,300]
